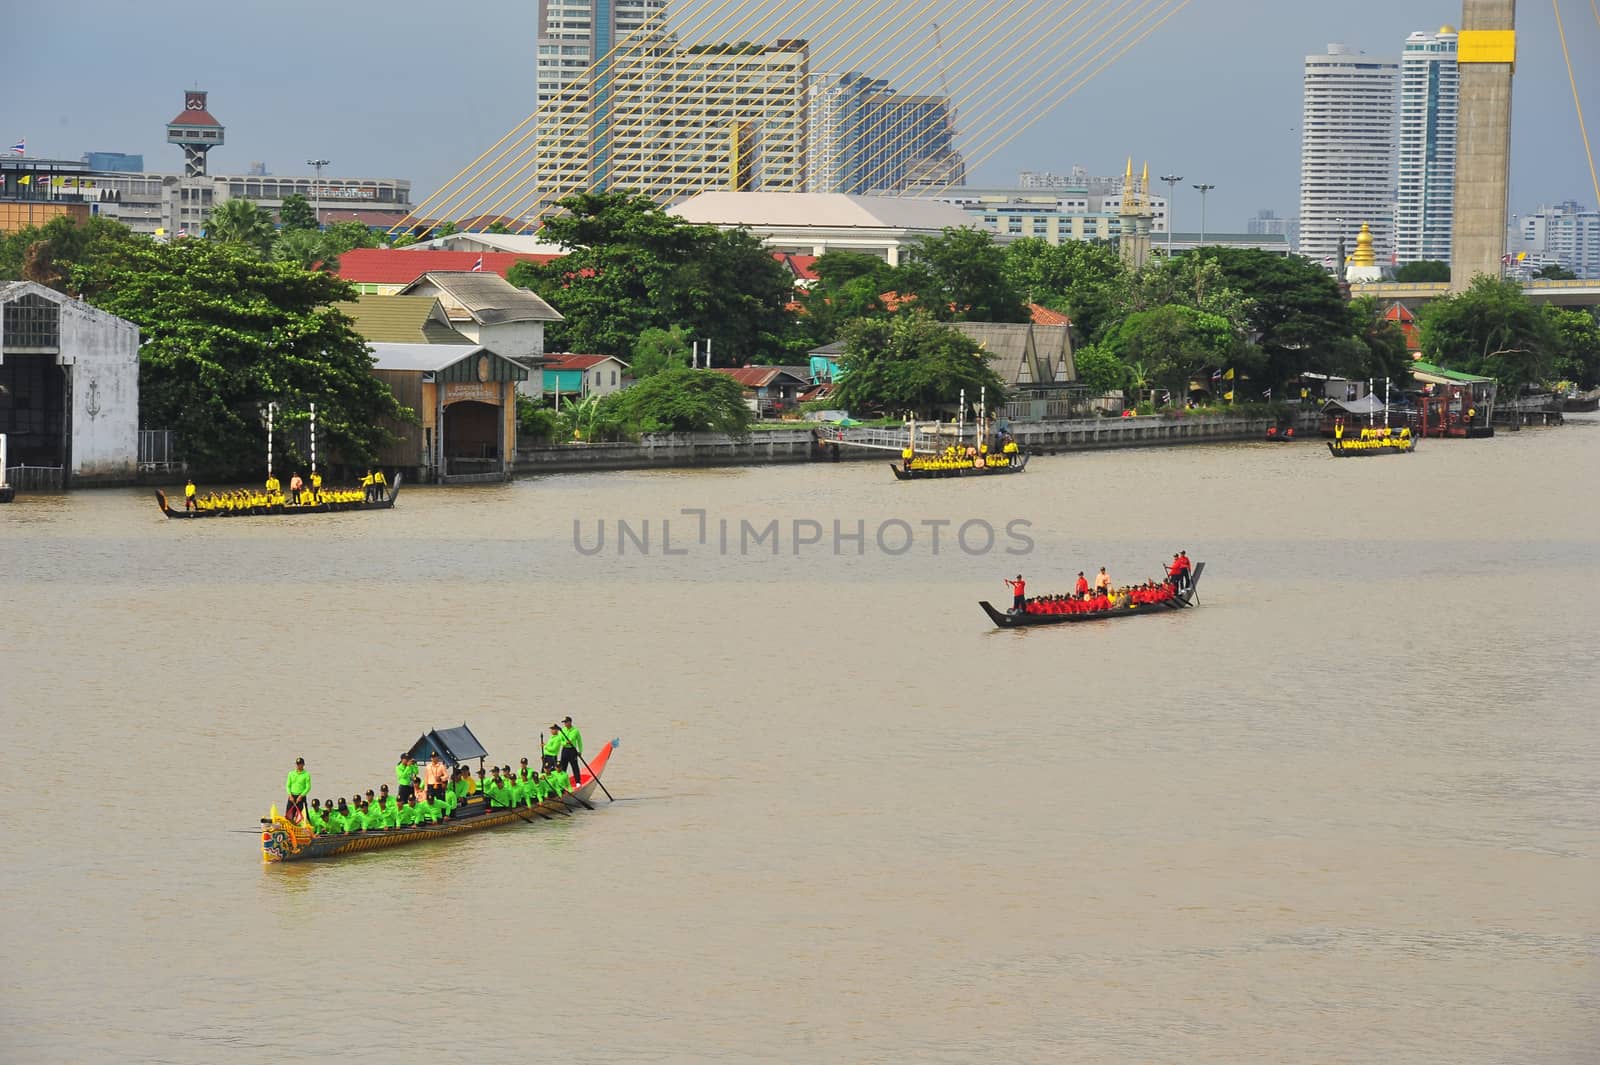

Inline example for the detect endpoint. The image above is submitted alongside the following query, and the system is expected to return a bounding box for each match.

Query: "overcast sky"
[4,0,1596,230]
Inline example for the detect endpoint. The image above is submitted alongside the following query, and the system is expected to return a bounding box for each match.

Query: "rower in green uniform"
[395,797,418,828]
[284,758,310,823]
[542,725,563,771]
[556,716,583,784]
[417,795,442,823]
[395,754,418,803]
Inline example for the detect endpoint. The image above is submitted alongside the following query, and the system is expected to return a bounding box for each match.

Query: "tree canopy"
[205,198,276,256]
[509,191,795,363]
[277,193,318,232]
[630,325,693,379]
[0,215,135,289]
[597,366,752,434]
[1545,306,1600,389]
[831,311,1005,417]
[1393,260,1450,283]
[895,227,1030,323]
[72,238,410,475]
[1000,237,1124,342]
[1418,276,1556,393]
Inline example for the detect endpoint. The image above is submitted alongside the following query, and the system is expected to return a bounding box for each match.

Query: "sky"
[3,0,1598,231]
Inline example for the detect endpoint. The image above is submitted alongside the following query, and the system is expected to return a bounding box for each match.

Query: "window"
[611,370,617,386]
[2,293,60,350]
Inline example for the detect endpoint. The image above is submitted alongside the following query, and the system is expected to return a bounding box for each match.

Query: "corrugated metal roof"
[544,353,631,371]
[711,366,808,388]
[368,342,484,372]
[399,272,563,326]
[335,295,471,345]
[670,192,977,232]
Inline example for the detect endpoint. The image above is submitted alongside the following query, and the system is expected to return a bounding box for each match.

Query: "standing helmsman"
[543,724,563,772]
[285,757,311,823]
[395,752,418,804]
[556,716,584,783]
[423,752,449,803]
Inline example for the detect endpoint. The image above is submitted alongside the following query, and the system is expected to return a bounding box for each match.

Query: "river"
[2,421,1597,1064]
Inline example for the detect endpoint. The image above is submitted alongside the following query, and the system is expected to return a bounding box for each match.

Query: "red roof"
[167,109,223,127]
[544,353,620,371]
[1029,303,1071,326]
[772,252,820,282]
[336,248,562,286]
[711,366,804,388]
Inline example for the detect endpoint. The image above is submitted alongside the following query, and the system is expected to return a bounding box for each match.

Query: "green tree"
[895,227,1029,323]
[278,193,318,232]
[1544,305,1600,388]
[272,228,334,271]
[205,199,276,257]
[514,191,796,363]
[1099,304,1246,401]
[1418,275,1555,394]
[1532,263,1577,281]
[797,250,895,345]
[1344,296,1413,384]
[1394,260,1450,283]
[321,221,381,256]
[831,311,1006,417]
[486,220,511,234]
[1191,247,1354,388]
[0,215,134,290]
[1001,238,1127,343]
[598,366,752,434]
[1071,343,1126,396]
[72,238,410,475]
[631,325,692,378]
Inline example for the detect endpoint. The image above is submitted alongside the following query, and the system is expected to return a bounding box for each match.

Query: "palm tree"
[273,228,335,272]
[1126,361,1152,406]
[205,199,275,256]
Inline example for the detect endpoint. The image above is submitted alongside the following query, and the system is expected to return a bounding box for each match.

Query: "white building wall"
[58,298,141,482]
[1299,44,1400,267]
[463,321,547,362]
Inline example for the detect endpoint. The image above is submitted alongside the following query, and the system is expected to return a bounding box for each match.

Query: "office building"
[538,32,809,204]
[536,0,666,102]
[1513,201,1600,277]
[809,72,961,194]
[1298,44,1399,268]
[1395,27,1460,265]
[81,152,143,173]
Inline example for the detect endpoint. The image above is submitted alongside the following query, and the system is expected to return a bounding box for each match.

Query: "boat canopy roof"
[409,724,489,767]
[1322,394,1388,415]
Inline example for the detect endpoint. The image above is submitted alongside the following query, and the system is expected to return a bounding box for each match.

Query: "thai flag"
[1211,369,1222,381]
[9,140,23,155]
[471,255,484,272]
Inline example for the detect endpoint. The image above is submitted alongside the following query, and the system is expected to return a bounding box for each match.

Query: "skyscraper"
[536,0,666,103]
[1298,44,1399,268]
[808,73,959,194]
[1395,27,1459,266]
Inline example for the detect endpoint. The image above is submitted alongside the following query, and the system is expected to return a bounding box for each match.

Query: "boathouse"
[0,281,139,487]
[368,342,527,482]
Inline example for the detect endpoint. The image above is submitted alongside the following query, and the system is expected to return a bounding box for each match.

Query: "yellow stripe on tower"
[1457,29,1516,63]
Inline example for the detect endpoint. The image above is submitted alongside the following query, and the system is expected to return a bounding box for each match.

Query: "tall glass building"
[1395,27,1459,266]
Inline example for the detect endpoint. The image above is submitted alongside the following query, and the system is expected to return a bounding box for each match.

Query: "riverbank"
[513,411,1323,474]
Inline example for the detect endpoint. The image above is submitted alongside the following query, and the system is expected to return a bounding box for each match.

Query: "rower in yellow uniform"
[309,470,323,502]
[371,469,387,502]
[264,471,281,496]
[183,479,197,512]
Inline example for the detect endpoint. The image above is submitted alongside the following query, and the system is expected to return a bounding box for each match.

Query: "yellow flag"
[16,174,30,186]
[1224,368,1235,380]
[1223,390,1234,401]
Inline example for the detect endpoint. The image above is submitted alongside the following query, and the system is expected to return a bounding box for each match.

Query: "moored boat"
[1326,433,1416,457]
[156,474,401,518]
[892,452,1028,480]
[980,563,1204,627]
[262,737,617,863]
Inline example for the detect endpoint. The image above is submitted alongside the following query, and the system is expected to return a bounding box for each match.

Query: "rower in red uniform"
[1074,572,1089,598]
[1004,575,1026,613]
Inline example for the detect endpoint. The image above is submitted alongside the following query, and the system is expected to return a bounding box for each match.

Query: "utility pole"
[306,158,330,230]
[1160,173,1183,257]
[1192,183,1216,245]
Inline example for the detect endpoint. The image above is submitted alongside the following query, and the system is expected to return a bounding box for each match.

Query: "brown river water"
[2,420,1597,1064]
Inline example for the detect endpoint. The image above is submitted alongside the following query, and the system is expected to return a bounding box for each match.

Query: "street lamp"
[306,158,330,230]
[1192,183,1215,245]
[1160,173,1183,257]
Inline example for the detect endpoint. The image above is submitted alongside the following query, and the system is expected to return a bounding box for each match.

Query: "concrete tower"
[1449,0,1516,290]
[165,90,225,178]
[1117,160,1153,270]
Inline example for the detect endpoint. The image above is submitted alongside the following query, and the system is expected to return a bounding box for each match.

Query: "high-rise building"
[1298,44,1399,268]
[1246,209,1296,248]
[81,152,144,173]
[536,0,667,102]
[809,73,960,194]
[1513,201,1600,277]
[1395,27,1459,265]
[539,32,810,204]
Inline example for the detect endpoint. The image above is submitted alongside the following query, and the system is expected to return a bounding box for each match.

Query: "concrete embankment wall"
[514,413,1320,475]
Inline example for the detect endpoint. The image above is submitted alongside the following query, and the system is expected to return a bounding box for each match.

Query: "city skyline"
[4,0,1597,232]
